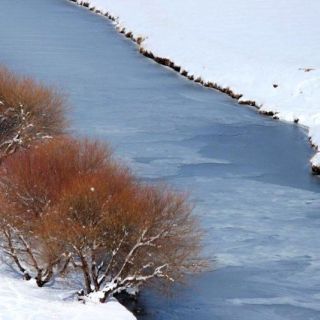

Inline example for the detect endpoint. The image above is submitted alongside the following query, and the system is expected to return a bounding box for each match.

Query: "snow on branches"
[0,66,66,161]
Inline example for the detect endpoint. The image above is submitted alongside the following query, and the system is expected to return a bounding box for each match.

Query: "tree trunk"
[80,254,92,294]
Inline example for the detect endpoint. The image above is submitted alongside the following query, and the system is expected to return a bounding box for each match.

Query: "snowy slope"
[72,0,320,168]
[0,265,135,320]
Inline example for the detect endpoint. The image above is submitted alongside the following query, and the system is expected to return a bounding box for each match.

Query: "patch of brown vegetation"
[0,137,204,298]
[0,66,67,161]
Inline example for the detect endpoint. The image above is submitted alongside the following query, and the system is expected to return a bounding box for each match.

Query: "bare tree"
[0,66,67,161]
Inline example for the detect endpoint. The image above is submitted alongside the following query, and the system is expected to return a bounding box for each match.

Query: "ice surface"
[73,0,320,167]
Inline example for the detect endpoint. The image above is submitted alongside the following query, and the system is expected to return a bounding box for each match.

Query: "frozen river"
[1,0,320,319]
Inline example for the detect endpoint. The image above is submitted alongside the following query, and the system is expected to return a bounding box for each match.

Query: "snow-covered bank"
[0,265,135,320]
[70,0,320,171]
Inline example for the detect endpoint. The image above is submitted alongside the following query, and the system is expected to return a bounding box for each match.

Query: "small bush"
[0,66,67,161]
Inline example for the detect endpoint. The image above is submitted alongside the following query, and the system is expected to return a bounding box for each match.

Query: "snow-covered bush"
[0,66,66,161]
[0,137,203,299]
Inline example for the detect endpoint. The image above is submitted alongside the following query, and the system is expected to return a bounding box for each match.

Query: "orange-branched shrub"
[0,137,111,220]
[0,66,67,160]
[0,137,112,286]
[42,170,202,300]
[0,137,203,298]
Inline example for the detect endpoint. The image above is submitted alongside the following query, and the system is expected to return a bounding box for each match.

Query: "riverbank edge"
[67,0,320,174]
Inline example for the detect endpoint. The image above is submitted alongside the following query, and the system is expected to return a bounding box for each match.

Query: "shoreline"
[68,0,319,174]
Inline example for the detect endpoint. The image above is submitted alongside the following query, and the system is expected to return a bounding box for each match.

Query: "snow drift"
[0,266,135,320]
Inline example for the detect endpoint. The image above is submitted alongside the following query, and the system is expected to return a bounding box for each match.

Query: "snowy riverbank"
[71,0,320,170]
[0,265,135,320]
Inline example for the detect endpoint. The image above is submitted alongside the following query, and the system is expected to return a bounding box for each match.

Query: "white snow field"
[73,0,320,168]
[0,265,135,320]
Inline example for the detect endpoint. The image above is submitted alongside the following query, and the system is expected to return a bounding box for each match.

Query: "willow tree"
[0,138,111,286]
[0,137,204,298]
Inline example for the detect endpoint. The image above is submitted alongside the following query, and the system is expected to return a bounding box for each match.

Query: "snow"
[73,0,320,167]
[310,152,320,167]
[0,265,136,320]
